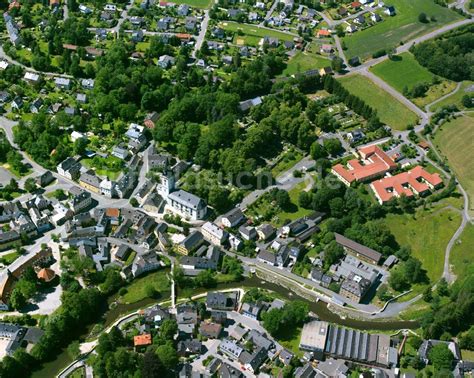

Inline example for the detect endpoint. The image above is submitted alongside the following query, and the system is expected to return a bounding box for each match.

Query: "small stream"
[32,275,417,377]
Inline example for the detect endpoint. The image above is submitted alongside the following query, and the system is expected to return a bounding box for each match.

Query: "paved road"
[358,69,428,124]
[239,155,315,210]
[193,10,210,59]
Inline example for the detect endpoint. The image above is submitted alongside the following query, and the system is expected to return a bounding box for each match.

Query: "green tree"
[155,343,178,370]
[429,343,454,371]
[24,177,37,193]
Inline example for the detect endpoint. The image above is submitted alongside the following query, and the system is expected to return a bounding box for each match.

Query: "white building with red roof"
[331,145,397,186]
[370,166,443,204]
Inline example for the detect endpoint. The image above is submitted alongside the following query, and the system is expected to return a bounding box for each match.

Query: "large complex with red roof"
[370,166,443,204]
[331,145,397,186]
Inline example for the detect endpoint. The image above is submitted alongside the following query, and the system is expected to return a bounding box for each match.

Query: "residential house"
[132,251,161,277]
[257,223,275,241]
[158,55,175,69]
[79,172,101,194]
[168,190,207,220]
[11,96,23,110]
[241,302,264,320]
[115,173,137,199]
[30,98,43,113]
[177,339,202,356]
[177,231,204,255]
[201,222,228,246]
[199,322,222,339]
[384,6,395,16]
[371,13,381,22]
[36,171,54,187]
[57,157,81,180]
[69,191,92,214]
[55,77,71,90]
[112,144,129,160]
[206,291,238,311]
[179,245,220,275]
[221,208,245,228]
[239,225,257,241]
[219,339,243,360]
[81,78,95,90]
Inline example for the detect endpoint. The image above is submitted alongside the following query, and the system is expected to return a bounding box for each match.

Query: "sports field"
[338,74,419,130]
[282,52,331,76]
[342,0,462,60]
[433,115,474,216]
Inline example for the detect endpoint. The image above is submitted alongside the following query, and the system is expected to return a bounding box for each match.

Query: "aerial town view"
[0,0,472,376]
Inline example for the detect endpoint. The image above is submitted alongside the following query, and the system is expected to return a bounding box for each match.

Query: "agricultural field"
[218,21,295,46]
[433,115,474,216]
[282,52,331,76]
[451,224,474,282]
[338,74,419,130]
[384,203,462,281]
[370,53,457,108]
[430,81,474,112]
[342,0,463,60]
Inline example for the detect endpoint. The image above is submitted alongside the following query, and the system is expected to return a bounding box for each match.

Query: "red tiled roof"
[332,145,397,184]
[317,29,331,37]
[134,334,152,346]
[105,208,120,218]
[370,166,443,203]
[351,1,361,8]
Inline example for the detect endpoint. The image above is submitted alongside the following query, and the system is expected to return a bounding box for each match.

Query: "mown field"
[119,270,171,304]
[342,0,462,60]
[451,224,474,282]
[338,74,419,130]
[370,53,458,108]
[282,52,331,76]
[433,115,474,216]
[384,204,462,281]
[371,53,435,92]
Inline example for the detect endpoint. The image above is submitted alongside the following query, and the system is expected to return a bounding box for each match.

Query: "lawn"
[171,0,211,8]
[338,74,419,130]
[384,205,461,281]
[0,251,20,265]
[276,180,313,224]
[119,270,171,304]
[451,224,474,282]
[430,81,474,112]
[282,52,331,76]
[433,115,474,216]
[81,156,123,181]
[219,21,295,47]
[342,0,462,60]
[276,326,303,357]
[370,52,457,108]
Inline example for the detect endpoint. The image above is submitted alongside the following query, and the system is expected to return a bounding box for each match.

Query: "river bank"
[32,273,417,377]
